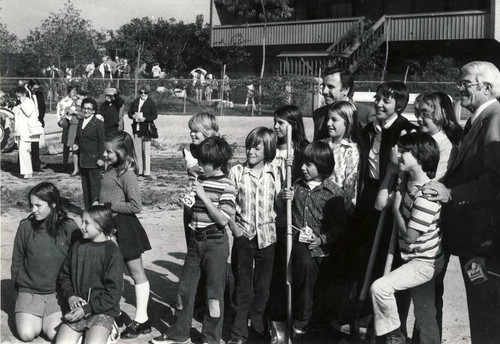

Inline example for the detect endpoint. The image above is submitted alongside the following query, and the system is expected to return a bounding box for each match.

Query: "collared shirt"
[323,138,360,214]
[229,162,282,249]
[470,98,497,125]
[292,178,347,256]
[82,115,94,129]
[138,97,146,112]
[368,114,398,180]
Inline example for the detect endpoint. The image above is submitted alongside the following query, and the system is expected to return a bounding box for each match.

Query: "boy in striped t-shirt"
[152,137,236,344]
[371,132,443,344]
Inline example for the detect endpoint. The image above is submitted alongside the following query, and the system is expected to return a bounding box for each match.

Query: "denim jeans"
[370,256,444,343]
[166,234,229,344]
[230,236,275,341]
[291,241,325,330]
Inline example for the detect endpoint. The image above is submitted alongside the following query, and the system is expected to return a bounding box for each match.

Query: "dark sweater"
[100,95,124,134]
[11,218,80,294]
[58,240,123,317]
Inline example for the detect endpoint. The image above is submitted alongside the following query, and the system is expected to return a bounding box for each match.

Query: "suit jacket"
[360,115,417,184]
[312,101,376,141]
[75,115,105,168]
[127,97,158,138]
[441,101,500,258]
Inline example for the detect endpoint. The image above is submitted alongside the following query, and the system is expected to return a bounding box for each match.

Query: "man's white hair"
[461,61,500,98]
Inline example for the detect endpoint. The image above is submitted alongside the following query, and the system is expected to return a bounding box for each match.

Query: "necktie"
[463,118,472,136]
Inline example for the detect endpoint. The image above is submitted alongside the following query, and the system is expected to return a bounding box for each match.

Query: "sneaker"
[292,324,308,335]
[150,333,189,344]
[227,339,246,344]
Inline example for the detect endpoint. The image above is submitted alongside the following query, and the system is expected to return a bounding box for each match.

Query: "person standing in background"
[127,84,157,178]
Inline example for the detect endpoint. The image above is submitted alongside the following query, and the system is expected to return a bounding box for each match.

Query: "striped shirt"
[191,174,236,230]
[229,163,282,249]
[398,180,442,262]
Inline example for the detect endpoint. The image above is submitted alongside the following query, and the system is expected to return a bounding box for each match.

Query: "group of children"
[11,80,464,344]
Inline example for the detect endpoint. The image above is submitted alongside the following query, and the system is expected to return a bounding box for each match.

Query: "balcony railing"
[386,10,489,41]
[211,17,363,47]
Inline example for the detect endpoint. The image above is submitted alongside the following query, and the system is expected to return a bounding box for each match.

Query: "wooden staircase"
[326,16,387,72]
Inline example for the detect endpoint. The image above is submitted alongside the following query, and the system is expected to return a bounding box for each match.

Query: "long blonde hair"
[105,131,139,176]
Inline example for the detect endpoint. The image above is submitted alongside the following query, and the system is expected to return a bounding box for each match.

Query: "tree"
[0,23,22,76]
[21,0,105,76]
[215,0,293,113]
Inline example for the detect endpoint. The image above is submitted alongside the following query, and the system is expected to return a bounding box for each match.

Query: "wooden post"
[285,124,293,343]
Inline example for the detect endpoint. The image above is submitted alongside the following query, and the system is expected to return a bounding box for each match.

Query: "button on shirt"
[368,114,398,180]
[291,178,347,256]
[229,163,282,249]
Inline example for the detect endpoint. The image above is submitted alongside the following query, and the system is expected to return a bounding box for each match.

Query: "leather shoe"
[120,319,152,339]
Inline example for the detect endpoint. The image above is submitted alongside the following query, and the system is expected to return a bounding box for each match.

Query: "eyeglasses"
[140,91,148,94]
[82,107,94,111]
[456,81,483,89]
[415,111,433,119]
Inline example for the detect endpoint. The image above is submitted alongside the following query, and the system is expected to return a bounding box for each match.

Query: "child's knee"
[208,299,221,318]
[17,327,39,342]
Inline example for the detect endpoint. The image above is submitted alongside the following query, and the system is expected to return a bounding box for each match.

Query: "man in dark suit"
[312,67,375,141]
[74,97,105,209]
[424,61,500,343]
[128,84,158,177]
[27,79,46,171]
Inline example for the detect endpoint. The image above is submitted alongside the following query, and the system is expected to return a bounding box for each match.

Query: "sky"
[0,0,219,39]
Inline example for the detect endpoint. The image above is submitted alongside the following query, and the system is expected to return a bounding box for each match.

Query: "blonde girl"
[414,91,463,180]
[99,131,152,338]
[322,100,361,214]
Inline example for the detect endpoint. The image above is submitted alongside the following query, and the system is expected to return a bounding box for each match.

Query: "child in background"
[152,136,236,344]
[11,182,81,342]
[371,132,443,344]
[227,127,281,344]
[98,131,152,339]
[268,105,310,327]
[414,91,463,180]
[55,205,123,344]
[272,105,309,183]
[322,100,361,214]
[283,141,348,335]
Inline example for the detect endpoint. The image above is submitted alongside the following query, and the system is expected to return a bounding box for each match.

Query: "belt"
[193,225,225,241]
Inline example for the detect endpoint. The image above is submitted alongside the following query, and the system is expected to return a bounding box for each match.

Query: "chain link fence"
[1,76,462,118]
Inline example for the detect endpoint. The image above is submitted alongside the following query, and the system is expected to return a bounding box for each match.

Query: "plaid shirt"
[292,178,348,256]
[229,162,282,249]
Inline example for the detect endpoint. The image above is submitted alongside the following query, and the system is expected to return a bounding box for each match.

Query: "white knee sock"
[134,281,150,323]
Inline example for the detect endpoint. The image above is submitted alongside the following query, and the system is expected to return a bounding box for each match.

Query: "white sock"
[134,281,150,323]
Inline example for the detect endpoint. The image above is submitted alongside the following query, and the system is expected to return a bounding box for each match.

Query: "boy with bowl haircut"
[227,127,281,344]
[152,136,236,344]
[283,141,348,335]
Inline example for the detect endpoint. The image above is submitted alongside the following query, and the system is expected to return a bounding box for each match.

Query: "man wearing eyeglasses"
[127,84,157,178]
[424,61,500,343]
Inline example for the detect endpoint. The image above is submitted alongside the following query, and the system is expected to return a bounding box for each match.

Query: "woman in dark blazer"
[127,84,157,177]
[74,97,105,209]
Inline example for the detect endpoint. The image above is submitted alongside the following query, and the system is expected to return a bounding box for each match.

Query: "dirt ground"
[1,114,471,343]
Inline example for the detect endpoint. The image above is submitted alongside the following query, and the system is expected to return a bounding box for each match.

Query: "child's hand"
[282,187,294,201]
[192,180,207,199]
[72,144,79,152]
[95,114,104,122]
[388,146,400,172]
[64,307,85,323]
[228,219,244,238]
[97,159,104,167]
[285,157,294,167]
[68,296,86,310]
[392,190,402,213]
[308,235,322,250]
